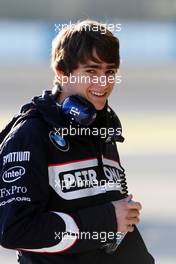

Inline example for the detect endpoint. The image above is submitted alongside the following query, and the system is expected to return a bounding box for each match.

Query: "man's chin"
[94,102,106,111]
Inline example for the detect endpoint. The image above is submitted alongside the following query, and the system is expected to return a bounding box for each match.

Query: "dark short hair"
[51,20,120,83]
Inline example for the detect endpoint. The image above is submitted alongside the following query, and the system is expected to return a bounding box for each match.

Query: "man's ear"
[55,68,65,80]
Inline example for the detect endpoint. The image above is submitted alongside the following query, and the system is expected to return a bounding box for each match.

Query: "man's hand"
[112,194,142,233]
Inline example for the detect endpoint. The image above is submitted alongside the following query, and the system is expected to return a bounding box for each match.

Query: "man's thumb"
[125,194,133,202]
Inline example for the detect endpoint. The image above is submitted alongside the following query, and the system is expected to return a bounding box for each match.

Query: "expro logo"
[2,166,26,183]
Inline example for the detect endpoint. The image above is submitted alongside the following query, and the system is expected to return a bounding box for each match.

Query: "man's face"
[57,50,118,110]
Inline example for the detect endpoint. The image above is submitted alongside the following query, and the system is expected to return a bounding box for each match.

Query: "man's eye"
[106,70,116,75]
[86,70,96,74]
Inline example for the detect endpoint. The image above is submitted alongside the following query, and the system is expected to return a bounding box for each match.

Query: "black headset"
[51,85,97,126]
[51,85,124,142]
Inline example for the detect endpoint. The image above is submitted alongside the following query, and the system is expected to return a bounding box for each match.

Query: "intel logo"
[2,166,25,183]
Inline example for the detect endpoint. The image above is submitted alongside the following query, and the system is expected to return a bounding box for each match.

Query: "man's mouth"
[90,91,107,97]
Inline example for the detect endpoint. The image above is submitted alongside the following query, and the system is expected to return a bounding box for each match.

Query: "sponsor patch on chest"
[48,157,125,200]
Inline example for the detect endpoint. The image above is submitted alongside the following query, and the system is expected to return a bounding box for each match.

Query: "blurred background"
[0,0,176,263]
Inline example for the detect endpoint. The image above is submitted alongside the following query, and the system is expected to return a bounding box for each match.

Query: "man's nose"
[95,75,108,87]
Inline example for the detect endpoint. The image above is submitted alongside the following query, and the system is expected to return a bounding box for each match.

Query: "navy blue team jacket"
[0,91,154,264]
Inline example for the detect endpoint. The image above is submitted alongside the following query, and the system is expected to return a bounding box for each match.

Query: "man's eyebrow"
[82,64,117,69]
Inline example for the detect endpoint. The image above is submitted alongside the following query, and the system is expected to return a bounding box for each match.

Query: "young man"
[0,20,154,263]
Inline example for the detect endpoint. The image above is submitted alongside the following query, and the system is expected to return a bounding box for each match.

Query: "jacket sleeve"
[0,120,117,254]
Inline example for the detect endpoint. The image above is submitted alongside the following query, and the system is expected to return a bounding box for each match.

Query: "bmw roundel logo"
[49,131,69,152]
